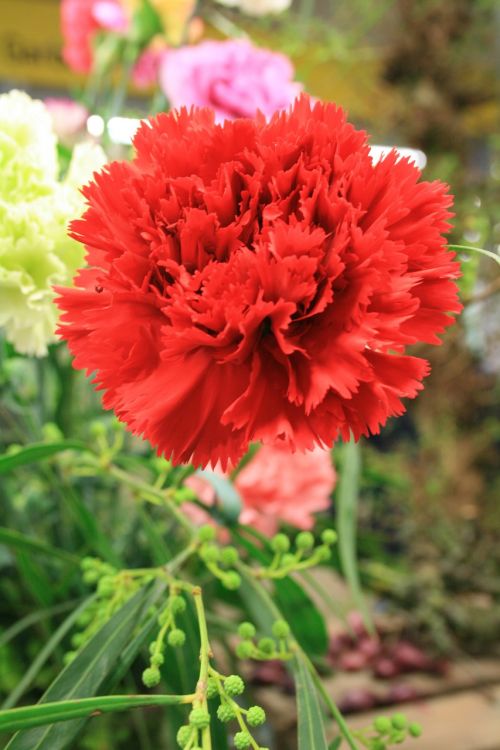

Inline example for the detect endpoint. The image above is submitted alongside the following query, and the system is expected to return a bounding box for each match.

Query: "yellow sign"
[0,0,82,89]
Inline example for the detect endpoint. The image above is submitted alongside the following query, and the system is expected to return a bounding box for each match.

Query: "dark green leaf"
[0,442,88,476]
[5,587,152,750]
[293,654,329,750]
[329,738,342,749]
[2,598,94,710]
[0,528,79,566]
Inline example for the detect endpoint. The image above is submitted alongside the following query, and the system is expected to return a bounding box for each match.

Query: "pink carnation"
[160,39,302,122]
[186,446,335,535]
[61,0,128,74]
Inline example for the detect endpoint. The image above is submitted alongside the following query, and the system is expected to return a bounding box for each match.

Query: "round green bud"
[393,731,406,744]
[234,731,252,749]
[222,571,241,590]
[176,725,192,748]
[224,674,245,697]
[200,543,220,564]
[316,545,332,561]
[149,640,158,654]
[220,546,239,567]
[281,553,296,567]
[391,713,407,731]
[321,529,337,545]
[257,637,275,655]
[271,533,290,553]
[374,716,392,734]
[81,556,98,571]
[168,628,186,648]
[63,651,76,665]
[82,569,99,584]
[272,620,290,639]
[97,575,115,597]
[71,632,85,649]
[296,531,315,551]
[142,666,160,688]
[89,421,107,438]
[158,608,171,627]
[238,622,256,640]
[246,705,266,727]
[169,595,186,615]
[236,640,254,659]
[151,652,164,667]
[174,486,198,503]
[206,677,219,699]
[409,722,423,738]
[371,741,385,750]
[76,609,93,627]
[189,708,210,729]
[217,703,236,723]
[198,524,216,543]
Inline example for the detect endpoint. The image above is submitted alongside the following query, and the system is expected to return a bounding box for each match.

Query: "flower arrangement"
[1,2,497,750]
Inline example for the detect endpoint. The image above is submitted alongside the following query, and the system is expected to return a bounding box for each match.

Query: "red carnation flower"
[56,96,461,468]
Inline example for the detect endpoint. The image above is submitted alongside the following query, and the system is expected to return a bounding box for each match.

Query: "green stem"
[191,586,212,750]
[104,463,194,535]
[0,694,193,733]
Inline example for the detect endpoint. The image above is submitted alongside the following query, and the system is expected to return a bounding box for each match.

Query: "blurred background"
[1,1,499,748]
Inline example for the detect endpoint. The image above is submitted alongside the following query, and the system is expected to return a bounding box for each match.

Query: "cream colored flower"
[0,90,106,356]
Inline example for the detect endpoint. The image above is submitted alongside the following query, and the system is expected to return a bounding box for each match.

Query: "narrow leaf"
[0,528,79,566]
[0,694,189,733]
[5,587,151,750]
[294,654,329,750]
[195,469,241,523]
[2,598,94,710]
[0,442,88,475]
[336,440,372,631]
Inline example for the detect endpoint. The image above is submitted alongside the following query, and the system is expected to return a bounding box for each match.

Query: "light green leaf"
[294,654,329,750]
[195,469,241,523]
[4,587,152,750]
[336,440,372,632]
[0,442,88,476]
[0,694,189,734]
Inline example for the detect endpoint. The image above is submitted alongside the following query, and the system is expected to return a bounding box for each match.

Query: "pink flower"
[132,46,166,89]
[185,446,335,535]
[61,0,128,74]
[160,39,302,122]
[44,98,88,141]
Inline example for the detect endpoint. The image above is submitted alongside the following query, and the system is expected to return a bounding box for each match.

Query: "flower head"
[160,39,302,122]
[0,90,106,356]
[61,0,128,74]
[56,96,461,467]
[187,445,335,534]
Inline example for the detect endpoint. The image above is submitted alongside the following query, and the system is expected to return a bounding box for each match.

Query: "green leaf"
[2,598,94,710]
[0,694,189,734]
[0,528,80,566]
[0,442,88,476]
[329,738,342,750]
[0,602,77,650]
[336,440,372,632]
[195,469,241,523]
[293,654,329,750]
[4,587,152,750]
[235,531,328,655]
[450,244,500,267]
